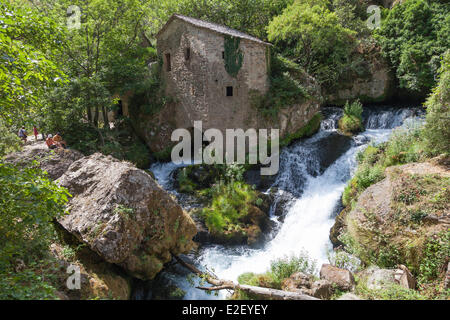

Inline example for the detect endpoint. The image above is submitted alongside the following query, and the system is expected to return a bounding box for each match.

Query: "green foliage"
[342,122,426,206]
[280,112,322,146]
[355,281,426,300]
[0,163,70,299]
[251,54,310,119]
[0,267,58,300]
[224,36,243,77]
[375,0,450,94]
[153,145,174,162]
[236,252,317,298]
[419,231,450,283]
[423,50,450,156]
[269,253,317,286]
[338,100,363,134]
[0,1,64,128]
[0,163,70,265]
[267,0,356,86]
[0,118,22,158]
[145,0,294,40]
[201,181,258,233]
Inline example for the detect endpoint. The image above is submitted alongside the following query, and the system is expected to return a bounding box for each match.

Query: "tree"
[375,0,450,95]
[267,0,356,86]
[0,1,64,129]
[423,50,450,155]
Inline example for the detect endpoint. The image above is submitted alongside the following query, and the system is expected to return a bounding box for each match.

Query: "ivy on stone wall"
[224,35,243,77]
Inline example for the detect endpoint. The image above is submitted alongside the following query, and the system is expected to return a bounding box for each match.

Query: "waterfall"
[143,105,423,300]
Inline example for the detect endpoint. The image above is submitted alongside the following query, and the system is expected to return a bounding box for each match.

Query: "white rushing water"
[148,107,421,300]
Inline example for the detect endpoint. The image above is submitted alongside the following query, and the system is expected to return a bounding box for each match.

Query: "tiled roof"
[157,14,271,46]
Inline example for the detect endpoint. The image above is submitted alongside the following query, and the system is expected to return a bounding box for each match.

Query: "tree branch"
[173,254,320,300]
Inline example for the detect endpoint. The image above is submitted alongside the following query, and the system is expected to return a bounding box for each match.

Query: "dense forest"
[0,0,449,301]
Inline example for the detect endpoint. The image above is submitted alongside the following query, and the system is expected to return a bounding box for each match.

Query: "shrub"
[356,282,426,300]
[201,181,258,233]
[251,54,310,119]
[338,100,363,134]
[375,0,449,94]
[423,50,450,156]
[419,231,450,283]
[236,251,317,298]
[0,163,70,299]
[269,252,317,286]
[0,119,22,158]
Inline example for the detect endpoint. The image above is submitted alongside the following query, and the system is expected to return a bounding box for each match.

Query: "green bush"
[236,252,317,298]
[269,253,317,286]
[343,122,426,206]
[251,54,309,119]
[338,100,363,134]
[0,119,22,158]
[0,163,70,299]
[423,50,450,156]
[356,282,426,300]
[201,181,258,233]
[419,230,450,283]
[375,0,449,94]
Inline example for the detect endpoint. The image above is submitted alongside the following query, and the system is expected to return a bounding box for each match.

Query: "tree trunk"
[86,105,92,123]
[93,106,99,128]
[173,255,319,301]
[102,105,109,130]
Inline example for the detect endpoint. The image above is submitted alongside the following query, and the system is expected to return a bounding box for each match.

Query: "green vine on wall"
[224,35,243,77]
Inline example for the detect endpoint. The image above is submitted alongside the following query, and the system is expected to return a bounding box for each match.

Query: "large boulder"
[345,159,450,276]
[57,153,197,280]
[4,142,83,180]
[281,272,333,299]
[320,264,355,291]
[357,265,416,290]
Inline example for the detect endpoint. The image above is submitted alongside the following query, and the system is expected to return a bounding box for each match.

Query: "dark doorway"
[117,100,123,117]
[165,53,171,71]
[226,86,233,97]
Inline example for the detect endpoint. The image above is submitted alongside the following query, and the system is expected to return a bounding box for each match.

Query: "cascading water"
[140,105,423,300]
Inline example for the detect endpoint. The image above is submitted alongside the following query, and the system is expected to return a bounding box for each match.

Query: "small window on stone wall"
[226,86,233,97]
[185,47,190,61]
[165,53,171,71]
[222,51,225,59]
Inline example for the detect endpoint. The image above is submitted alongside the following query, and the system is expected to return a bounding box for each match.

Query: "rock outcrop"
[281,272,333,299]
[319,264,355,291]
[325,44,393,105]
[357,265,416,290]
[49,242,131,300]
[4,143,83,179]
[344,159,449,273]
[57,153,197,280]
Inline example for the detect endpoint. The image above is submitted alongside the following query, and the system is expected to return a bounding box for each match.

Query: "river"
[135,105,422,300]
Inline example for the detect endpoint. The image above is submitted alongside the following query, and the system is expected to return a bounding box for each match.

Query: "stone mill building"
[156,14,272,132]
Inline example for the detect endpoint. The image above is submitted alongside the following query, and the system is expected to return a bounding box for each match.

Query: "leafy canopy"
[267,0,356,86]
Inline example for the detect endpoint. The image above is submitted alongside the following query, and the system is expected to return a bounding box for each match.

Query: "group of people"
[17,125,67,150]
[18,125,41,143]
[46,133,67,150]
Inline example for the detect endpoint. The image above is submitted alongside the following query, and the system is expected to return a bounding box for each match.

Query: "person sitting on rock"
[53,132,67,149]
[46,134,57,150]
